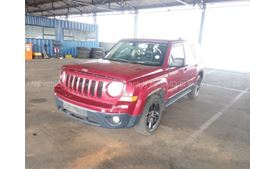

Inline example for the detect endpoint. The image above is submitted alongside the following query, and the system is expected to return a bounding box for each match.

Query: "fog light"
[112,116,120,124]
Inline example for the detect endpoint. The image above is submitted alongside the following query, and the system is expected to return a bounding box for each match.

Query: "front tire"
[188,75,202,99]
[135,94,164,135]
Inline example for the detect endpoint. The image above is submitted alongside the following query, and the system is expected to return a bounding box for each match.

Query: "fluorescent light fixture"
[176,0,189,5]
[72,0,116,12]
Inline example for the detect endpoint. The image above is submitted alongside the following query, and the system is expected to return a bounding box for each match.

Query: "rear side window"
[184,43,196,66]
[169,45,185,66]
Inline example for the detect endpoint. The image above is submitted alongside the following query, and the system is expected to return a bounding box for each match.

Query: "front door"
[167,44,189,99]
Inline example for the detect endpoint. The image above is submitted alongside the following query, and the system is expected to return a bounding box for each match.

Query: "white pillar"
[134,10,138,38]
[93,13,97,25]
[198,3,206,45]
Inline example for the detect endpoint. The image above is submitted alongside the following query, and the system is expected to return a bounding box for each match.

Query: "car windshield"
[104,40,168,66]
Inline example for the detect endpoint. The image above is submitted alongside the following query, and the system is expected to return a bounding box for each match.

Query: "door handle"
[195,64,198,67]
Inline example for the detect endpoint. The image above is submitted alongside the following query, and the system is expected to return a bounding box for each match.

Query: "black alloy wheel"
[146,102,160,131]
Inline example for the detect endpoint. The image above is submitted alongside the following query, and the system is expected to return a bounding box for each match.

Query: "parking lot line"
[202,83,249,93]
[204,70,217,75]
[179,87,250,150]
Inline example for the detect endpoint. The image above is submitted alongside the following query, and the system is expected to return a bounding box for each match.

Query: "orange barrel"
[25,43,33,60]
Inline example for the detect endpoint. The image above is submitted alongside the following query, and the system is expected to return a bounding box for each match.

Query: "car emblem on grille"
[81,68,88,72]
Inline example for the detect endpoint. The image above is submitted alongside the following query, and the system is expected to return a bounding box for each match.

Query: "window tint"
[169,45,184,66]
[184,44,196,65]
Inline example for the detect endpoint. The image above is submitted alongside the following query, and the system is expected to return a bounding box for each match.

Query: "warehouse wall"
[97,13,134,43]
[99,42,115,51]
[25,15,99,57]
[137,8,201,42]
[60,3,250,72]
[201,4,250,72]
[94,7,201,43]
[94,4,250,72]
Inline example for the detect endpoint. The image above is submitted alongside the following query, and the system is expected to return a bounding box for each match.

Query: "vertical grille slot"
[90,80,96,96]
[73,76,78,92]
[69,75,74,90]
[78,78,83,93]
[97,82,103,98]
[65,74,70,87]
[83,79,90,95]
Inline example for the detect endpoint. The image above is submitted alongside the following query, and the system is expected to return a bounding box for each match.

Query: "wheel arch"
[146,88,165,102]
[198,70,204,80]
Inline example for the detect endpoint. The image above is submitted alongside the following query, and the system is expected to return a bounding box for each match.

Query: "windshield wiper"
[108,58,159,66]
[131,61,159,66]
[108,58,132,63]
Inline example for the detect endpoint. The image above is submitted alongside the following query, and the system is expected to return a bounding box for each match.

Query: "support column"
[198,3,206,45]
[93,13,97,25]
[134,9,138,38]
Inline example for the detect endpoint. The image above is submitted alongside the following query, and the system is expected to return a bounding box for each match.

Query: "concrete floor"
[26,59,250,169]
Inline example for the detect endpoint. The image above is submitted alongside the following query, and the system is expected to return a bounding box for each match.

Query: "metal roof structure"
[26,0,248,17]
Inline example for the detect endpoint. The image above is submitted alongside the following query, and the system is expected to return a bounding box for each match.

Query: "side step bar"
[165,86,193,108]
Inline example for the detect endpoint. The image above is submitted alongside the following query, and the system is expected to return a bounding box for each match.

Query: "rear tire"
[135,94,164,135]
[188,75,202,99]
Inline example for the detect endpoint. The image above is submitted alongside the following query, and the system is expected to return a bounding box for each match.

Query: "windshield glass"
[104,40,168,66]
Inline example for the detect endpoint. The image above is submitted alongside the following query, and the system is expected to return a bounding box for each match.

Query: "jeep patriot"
[54,39,203,135]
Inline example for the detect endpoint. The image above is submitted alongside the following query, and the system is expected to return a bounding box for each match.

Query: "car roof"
[120,38,187,44]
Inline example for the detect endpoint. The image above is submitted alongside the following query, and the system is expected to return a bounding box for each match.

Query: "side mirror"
[171,58,185,67]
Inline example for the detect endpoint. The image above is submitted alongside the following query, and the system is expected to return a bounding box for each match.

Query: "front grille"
[64,74,104,98]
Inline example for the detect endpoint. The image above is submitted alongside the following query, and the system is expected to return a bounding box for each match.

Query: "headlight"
[60,71,66,83]
[107,82,124,97]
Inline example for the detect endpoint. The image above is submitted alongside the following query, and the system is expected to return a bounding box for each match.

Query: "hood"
[63,59,163,82]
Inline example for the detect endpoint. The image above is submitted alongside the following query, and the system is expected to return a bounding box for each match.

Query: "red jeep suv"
[54,39,203,135]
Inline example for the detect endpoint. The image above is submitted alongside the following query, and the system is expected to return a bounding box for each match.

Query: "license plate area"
[63,102,87,117]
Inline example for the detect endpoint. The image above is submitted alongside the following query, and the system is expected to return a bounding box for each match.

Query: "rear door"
[183,43,198,86]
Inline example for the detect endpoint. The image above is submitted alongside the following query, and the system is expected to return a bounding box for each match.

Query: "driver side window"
[169,45,185,66]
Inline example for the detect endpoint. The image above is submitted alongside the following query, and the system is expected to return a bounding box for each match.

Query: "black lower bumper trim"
[55,97,140,129]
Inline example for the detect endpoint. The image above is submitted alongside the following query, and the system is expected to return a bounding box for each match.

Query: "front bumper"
[55,97,140,128]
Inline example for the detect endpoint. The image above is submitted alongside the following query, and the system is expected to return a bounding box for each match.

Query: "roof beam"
[28,3,84,13]
[26,0,248,17]
[26,0,64,7]
[27,0,129,14]
[32,10,90,17]
[32,2,195,16]
[72,0,116,12]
